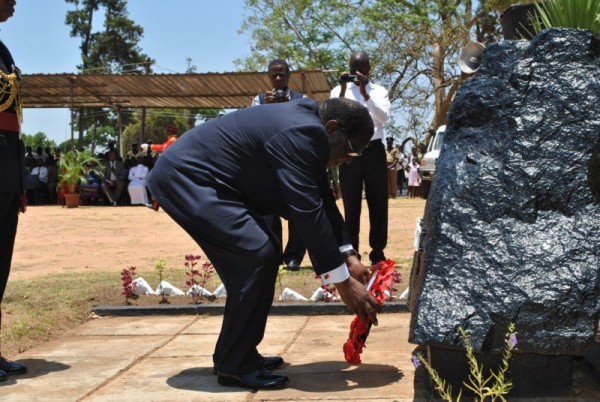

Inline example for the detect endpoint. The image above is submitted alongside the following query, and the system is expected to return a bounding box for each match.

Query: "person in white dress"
[127,156,149,205]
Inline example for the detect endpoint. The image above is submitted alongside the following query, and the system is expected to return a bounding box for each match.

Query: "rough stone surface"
[409,29,600,355]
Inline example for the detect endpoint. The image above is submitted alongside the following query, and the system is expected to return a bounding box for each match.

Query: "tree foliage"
[237,0,514,143]
[22,132,57,153]
[120,108,222,155]
[65,0,154,152]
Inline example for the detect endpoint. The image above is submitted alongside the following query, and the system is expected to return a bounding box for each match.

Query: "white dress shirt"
[330,81,391,141]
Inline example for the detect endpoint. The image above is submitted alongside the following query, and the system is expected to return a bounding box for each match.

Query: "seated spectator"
[79,162,102,205]
[127,156,149,205]
[102,149,128,206]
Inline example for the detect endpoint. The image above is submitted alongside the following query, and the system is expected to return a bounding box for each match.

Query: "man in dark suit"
[0,0,28,382]
[102,149,128,205]
[146,98,380,390]
[251,59,309,271]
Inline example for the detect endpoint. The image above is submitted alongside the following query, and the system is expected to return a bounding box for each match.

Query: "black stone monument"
[409,28,600,397]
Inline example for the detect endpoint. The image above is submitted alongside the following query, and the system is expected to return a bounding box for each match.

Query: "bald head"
[350,50,371,77]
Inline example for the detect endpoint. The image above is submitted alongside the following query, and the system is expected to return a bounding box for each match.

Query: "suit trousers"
[339,139,388,263]
[156,186,281,375]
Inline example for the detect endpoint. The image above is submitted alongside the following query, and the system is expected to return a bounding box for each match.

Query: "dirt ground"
[11,197,426,282]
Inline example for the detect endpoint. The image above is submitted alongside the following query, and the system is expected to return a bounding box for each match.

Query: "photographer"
[251,59,309,272]
[330,50,391,266]
[251,59,305,105]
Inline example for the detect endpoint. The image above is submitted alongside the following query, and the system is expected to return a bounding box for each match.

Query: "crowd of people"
[385,138,427,199]
[23,142,158,207]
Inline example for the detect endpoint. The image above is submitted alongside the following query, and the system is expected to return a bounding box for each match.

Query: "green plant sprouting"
[155,259,168,303]
[413,323,518,402]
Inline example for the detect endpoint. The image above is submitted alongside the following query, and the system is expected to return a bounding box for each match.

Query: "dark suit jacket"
[147,99,350,274]
[104,160,128,182]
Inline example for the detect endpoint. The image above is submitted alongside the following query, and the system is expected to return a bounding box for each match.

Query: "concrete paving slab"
[83,356,249,402]
[75,316,197,336]
[255,370,412,401]
[0,356,146,401]
[151,333,219,358]
[16,335,171,359]
[0,312,598,402]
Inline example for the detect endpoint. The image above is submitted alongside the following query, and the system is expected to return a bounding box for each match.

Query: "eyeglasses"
[346,137,362,157]
[340,125,362,157]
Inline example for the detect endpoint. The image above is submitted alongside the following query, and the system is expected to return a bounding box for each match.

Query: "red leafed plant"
[387,270,402,300]
[184,254,215,303]
[120,266,138,304]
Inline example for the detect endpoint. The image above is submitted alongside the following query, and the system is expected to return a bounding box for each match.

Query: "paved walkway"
[0,313,598,401]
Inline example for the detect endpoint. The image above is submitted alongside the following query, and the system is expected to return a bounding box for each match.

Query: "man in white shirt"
[30,158,48,184]
[330,51,391,265]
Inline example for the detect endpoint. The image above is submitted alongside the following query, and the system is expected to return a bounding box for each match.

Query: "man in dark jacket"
[0,0,28,383]
[146,98,379,390]
[251,59,309,271]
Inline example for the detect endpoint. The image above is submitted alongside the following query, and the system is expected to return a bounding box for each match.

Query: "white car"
[419,125,446,198]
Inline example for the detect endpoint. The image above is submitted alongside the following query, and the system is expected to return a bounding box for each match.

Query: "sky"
[0,0,253,145]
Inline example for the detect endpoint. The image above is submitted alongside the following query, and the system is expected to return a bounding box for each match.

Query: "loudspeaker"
[458,41,485,74]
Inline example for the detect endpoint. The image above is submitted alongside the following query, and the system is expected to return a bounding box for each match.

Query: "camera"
[273,88,288,103]
[339,74,360,84]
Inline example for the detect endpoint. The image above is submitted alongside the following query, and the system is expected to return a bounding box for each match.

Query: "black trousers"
[0,192,18,301]
[157,187,281,375]
[339,139,388,263]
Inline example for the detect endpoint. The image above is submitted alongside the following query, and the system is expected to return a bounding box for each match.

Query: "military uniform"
[0,32,28,380]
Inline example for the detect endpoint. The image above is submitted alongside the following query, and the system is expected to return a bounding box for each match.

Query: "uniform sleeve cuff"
[320,264,350,285]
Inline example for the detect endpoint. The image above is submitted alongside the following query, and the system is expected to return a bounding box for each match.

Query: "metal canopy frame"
[20,70,332,109]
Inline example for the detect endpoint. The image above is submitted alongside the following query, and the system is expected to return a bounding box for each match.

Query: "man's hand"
[264,91,275,104]
[355,71,370,101]
[346,255,370,285]
[335,277,380,327]
[337,71,349,97]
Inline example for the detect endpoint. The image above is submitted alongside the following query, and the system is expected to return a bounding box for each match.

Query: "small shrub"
[120,266,137,304]
[413,323,518,401]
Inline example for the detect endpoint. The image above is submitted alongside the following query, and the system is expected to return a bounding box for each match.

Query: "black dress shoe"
[218,369,289,389]
[0,357,27,375]
[260,355,284,370]
[213,355,284,375]
[0,369,6,383]
[285,260,300,271]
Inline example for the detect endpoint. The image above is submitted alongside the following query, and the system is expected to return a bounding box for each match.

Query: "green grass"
[1,260,411,357]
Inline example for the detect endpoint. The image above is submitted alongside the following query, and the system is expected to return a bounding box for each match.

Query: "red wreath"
[343,259,396,365]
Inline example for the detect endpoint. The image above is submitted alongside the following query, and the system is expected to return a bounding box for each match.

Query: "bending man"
[146,98,379,390]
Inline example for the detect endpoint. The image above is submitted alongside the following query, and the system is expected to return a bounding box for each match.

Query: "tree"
[22,132,57,153]
[120,108,222,156]
[65,0,154,152]
[237,0,514,145]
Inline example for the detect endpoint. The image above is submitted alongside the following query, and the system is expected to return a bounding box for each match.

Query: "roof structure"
[20,70,332,110]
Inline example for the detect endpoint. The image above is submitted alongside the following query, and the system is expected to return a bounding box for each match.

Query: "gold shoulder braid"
[0,68,22,132]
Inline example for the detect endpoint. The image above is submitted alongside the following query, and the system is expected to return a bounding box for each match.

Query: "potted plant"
[58,149,104,208]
